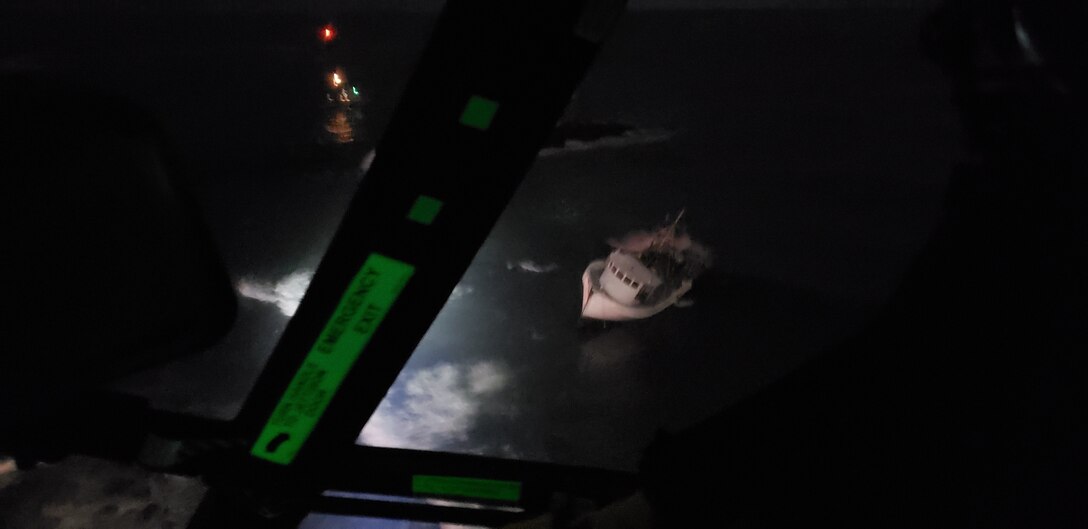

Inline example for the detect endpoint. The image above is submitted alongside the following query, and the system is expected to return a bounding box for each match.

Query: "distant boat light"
[332,72,343,87]
[321,25,336,42]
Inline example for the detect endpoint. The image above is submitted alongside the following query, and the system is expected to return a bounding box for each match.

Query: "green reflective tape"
[407,195,443,225]
[459,95,499,130]
[412,475,522,502]
[251,254,415,465]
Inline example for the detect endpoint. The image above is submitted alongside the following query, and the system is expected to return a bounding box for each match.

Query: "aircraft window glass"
[20,7,959,473]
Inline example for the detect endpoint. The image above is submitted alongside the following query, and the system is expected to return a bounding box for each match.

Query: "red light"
[321,25,336,43]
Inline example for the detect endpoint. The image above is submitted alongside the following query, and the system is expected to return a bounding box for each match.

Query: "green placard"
[251,253,415,465]
[459,95,499,131]
[407,195,444,226]
[412,475,522,502]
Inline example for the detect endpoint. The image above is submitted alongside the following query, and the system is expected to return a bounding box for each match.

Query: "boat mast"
[654,208,684,250]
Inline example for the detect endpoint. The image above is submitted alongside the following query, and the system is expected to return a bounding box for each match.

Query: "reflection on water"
[324,107,357,144]
[322,66,364,144]
[578,326,642,372]
[539,123,673,157]
[506,259,559,274]
[300,513,486,529]
[359,360,512,452]
[237,269,315,317]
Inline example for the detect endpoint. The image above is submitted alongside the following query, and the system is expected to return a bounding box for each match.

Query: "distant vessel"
[581,212,709,321]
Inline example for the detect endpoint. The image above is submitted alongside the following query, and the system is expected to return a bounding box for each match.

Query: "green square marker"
[459,95,499,130]
[407,195,443,226]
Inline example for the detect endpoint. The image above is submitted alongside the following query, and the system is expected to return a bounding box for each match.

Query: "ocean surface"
[3,8,958,474]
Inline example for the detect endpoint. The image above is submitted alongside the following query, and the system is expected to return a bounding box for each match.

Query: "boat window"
[623,277,632,285]
[632,281,640,288]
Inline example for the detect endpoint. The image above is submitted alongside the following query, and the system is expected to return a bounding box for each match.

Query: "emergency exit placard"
[252,253,415,465]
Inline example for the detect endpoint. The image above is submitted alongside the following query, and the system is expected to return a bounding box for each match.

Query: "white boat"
[581,255,693,321]
[580,213,708,321]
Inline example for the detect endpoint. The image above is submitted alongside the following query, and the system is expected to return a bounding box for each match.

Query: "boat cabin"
[600,250,661,305]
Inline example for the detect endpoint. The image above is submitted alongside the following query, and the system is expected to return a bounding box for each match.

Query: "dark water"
[356,9,959,470]
[2,9,958,472]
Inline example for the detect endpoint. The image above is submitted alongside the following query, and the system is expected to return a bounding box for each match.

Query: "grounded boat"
[580,212,710,321]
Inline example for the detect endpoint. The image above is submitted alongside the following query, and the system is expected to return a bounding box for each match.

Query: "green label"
[412,475,522,502]
[459,95,499,131]
[251,253,415,465]
[407,195,444,226]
